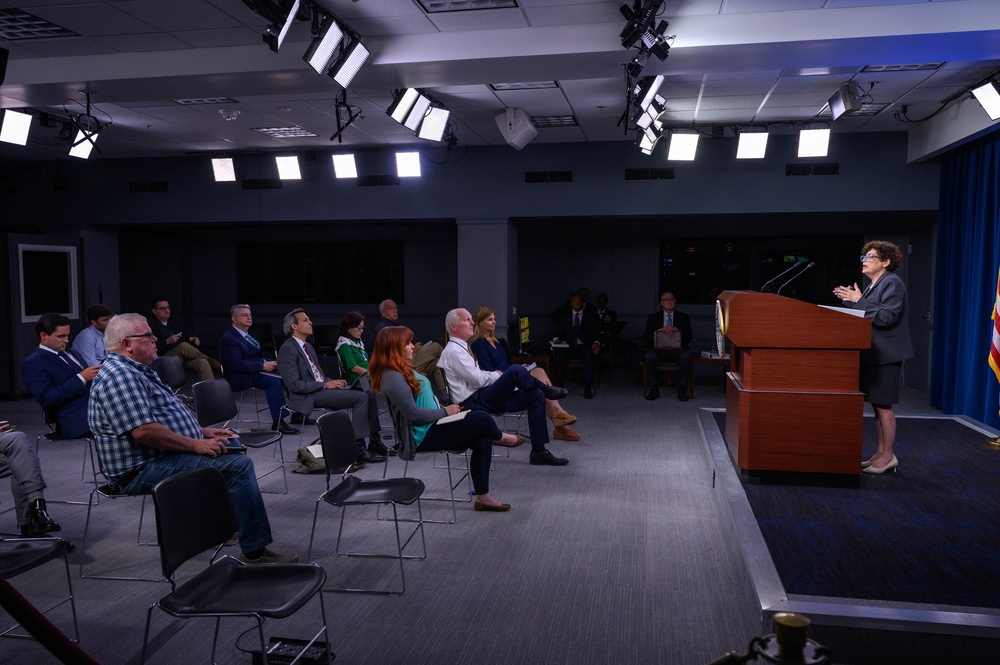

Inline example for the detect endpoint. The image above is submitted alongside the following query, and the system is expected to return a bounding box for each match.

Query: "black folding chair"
[306,411,426,595]
[0,537,79,643]
[192,379,288,494]
[141,467,330,665]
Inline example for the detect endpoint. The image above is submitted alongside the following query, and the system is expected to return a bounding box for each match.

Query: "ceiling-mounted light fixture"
[332,153,357,178]
[0,109,31,145]
[396,151,421,178]
[303,13,344,74]
[667,132,698,161]
[387,88,433,132]
[212,157,236,182]
[637,125,662,155]
[972,80,1000,121]
[275,155,301,180]
[330,36,369,89]
[417,107,451,141]
[68,129,97,159]
[262,0,301,52]
[736,130,769,159]
[61,91,112,158]
[798,127,831,158]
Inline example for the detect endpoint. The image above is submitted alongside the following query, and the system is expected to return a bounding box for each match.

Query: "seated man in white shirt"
[437,308,569,466]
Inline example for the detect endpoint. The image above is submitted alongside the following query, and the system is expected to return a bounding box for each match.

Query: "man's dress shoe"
[272,420,300,435]
[529,449,569,466]
[541,385,569,400]
[646,386,660,401]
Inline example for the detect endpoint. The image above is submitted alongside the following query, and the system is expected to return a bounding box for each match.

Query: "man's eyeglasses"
[860,254,880,262]
[125,332,156,341]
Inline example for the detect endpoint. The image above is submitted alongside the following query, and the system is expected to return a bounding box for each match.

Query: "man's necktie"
[246,334,261,349]
[304,344,326,381]
[59,351,82,370]
[666,313,673,327]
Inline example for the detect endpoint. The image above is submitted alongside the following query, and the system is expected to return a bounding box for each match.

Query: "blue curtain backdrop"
[931,135,1000,428]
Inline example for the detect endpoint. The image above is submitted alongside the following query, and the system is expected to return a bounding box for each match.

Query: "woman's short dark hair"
[340,311,365,332]
[862,240,903,271]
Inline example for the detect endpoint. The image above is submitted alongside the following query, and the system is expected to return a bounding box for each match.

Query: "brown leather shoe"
[494,434,525,448]
[553,426,580,441]
[474,501,511,512]
[550,413,577,427]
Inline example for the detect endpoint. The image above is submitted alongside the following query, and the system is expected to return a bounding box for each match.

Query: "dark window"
[237,242,403,304]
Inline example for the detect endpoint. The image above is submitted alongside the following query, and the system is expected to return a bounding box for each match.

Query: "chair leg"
[379,457,458,524]
[0,542,79,643]
[325,500,426,595]
[80,489,163,583]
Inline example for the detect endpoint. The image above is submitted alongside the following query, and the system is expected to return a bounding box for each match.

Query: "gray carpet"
[1,368,760,665]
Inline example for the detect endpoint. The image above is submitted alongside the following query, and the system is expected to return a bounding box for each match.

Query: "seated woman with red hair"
[369,325,518,512]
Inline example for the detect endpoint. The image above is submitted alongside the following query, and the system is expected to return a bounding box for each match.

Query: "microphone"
[776,262,815,296]
[760,261,803,293]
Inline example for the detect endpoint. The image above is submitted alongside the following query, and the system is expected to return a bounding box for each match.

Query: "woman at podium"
[833,240,914,475]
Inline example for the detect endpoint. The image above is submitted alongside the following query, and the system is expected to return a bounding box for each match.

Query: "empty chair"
[0,537,79,644]
[79,442,160,583]
[150,355,194,408]
[142,467,329,665]
[307,411,426,595]
[35,410,99,497]
[191,379,287,494]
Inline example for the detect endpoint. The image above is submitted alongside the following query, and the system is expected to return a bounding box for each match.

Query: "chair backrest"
[151,355,186,391]
[312,324,340,351]
[316,411,360,475]
[151,467,239,582]
[248,322,276,354]
[191,379,238,427]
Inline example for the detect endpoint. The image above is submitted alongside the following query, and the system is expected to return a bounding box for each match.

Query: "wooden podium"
[718,291,872,475]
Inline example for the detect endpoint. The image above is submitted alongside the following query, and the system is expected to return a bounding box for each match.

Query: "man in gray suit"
[277,308,385,464]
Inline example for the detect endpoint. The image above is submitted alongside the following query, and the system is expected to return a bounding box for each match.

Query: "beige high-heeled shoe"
[862,455,898,474]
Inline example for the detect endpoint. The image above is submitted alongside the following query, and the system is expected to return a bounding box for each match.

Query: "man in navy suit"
[21,313,98,437]
[217,304,297,434]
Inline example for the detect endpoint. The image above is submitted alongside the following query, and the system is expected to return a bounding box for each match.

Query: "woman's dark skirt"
[860,361,902,405]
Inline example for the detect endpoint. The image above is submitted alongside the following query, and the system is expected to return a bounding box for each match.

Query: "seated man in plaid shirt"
[87,313,297,564]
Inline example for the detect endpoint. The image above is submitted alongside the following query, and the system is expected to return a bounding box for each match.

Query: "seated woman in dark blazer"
[369,325,519,512]
[469,307,580,441]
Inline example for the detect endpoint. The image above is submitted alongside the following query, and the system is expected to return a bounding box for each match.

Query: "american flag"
[991,267,1000,415]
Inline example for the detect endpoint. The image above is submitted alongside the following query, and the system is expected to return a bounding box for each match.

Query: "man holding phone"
[0,420,61,537]
[89,313,298,564]
[148,298,221,382]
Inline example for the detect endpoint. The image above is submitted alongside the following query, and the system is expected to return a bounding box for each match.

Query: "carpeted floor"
[0,367,762,665]
[714,412,1000,609]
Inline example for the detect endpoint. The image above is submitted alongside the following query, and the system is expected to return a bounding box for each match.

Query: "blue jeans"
[418,410,500,495]
[462,365,548,445]
[123,452,273,553]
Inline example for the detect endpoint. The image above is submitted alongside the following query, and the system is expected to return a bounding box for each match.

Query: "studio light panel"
[0,109,31,145]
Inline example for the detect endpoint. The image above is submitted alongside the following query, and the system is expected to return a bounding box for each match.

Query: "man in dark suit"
[552,293,602,399]
[277,308,385,464]
[148,298,220,382]
[218,304,297,434]
[22,313,98,437]
[643,291,693,402]
[595,292,619,346]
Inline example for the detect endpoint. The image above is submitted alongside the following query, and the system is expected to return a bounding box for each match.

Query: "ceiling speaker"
[495,108,537,150]
[829,82,863,121]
